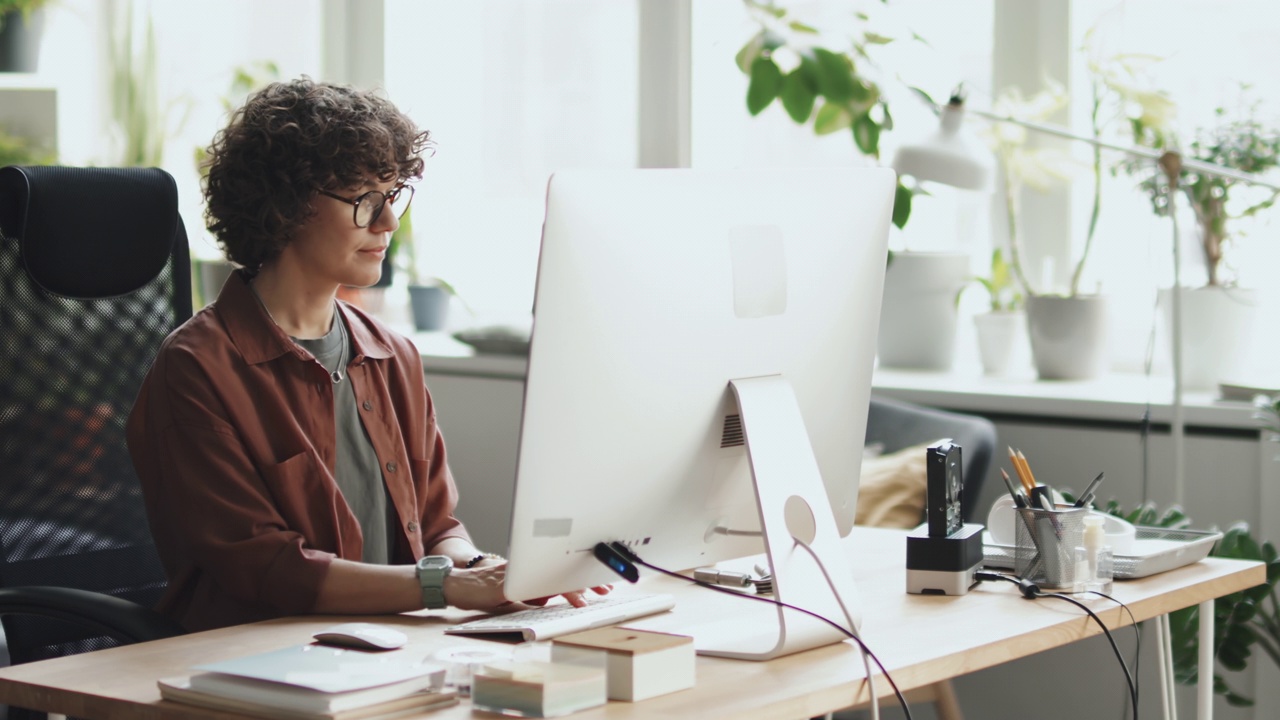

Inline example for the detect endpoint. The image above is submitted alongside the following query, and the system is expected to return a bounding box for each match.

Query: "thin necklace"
[330,311,348,384]
[249,281,346,384]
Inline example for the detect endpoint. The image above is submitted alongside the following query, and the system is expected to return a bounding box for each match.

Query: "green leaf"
[746,56,783,116]
[734,31,766,74]
[852,113,880,156]
[812,47,856,103]
[906,85,936,107]
[849,78,875,104]
[880,102,894,132]
[891,180,912,229]
[780,68,817,123]
[813,102,852,135]
[788,20,818,33]
[864,32,894,45]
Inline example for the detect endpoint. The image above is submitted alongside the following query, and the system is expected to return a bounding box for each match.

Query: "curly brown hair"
[202,77,431,274]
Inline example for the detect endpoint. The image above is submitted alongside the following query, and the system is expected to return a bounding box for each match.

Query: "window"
[1069,0,1280,376]
[690,0,995,256]
[385,0,640,325]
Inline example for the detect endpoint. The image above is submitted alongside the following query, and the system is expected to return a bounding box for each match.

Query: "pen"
[1073,472,1106,508]
[1000,468,1028,508]
[1030,484,1056,513]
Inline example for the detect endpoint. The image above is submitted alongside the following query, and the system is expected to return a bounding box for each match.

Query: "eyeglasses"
[316,183,415,228]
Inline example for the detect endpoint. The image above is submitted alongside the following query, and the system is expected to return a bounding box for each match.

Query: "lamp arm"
[967,108,1280,191]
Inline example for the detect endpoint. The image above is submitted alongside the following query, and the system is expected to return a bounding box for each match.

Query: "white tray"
[983,526,1223,579]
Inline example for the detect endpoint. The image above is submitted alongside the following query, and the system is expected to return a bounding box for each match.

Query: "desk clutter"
[468,627,696,716]
[983,446,1222,588]
[158,643,456,720]
[551,626,696,702]
[903,442,1224,597]
[159,626,696,719]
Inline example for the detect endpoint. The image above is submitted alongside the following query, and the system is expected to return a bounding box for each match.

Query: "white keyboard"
[444,593,676,642]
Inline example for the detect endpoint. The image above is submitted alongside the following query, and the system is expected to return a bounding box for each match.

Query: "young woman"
[127,77,603,631]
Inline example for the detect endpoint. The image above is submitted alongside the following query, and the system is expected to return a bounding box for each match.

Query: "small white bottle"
[1074,515,1114,594]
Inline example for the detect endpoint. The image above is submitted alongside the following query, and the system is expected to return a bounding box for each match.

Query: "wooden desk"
[0,527,1263,720]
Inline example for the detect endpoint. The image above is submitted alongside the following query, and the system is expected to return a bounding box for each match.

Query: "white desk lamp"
[893,94,1280,509]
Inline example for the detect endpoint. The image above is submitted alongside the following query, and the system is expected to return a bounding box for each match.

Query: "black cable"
[1092,591,1142,720]
[1039,591,1138,720]
[975,572,1137,719]
[621,549,913,720]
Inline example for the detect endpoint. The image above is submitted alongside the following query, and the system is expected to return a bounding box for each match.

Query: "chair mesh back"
[0,231,190,666]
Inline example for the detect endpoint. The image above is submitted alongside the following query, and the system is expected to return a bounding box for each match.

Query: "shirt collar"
[216,271,395,365]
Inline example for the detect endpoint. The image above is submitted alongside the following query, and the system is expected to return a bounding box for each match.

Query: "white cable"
[791,537,881,720]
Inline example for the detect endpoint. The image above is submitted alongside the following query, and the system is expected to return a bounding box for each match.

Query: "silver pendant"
[331,370,343,384]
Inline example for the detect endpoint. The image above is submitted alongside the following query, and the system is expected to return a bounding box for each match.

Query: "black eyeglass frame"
[315,183,415,228]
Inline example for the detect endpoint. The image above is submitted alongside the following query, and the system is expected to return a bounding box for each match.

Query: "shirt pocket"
[260,450,349,550]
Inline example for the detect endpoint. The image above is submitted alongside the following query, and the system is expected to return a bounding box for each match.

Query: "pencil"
[999,468,1027,508]
[1008,446,1034,495]
[1016,449,1039,488]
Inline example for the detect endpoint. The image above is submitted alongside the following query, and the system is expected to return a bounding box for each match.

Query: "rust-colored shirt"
[127,272,470,631]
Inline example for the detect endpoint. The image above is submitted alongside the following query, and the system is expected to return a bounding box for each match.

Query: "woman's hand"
[441,562,512,611]
[524,584,612,608]
[442,558,612,611]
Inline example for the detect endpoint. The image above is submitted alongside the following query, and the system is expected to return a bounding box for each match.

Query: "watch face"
[420,555,453,571]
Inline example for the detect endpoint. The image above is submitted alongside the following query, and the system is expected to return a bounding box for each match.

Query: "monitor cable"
[606,542,912,720]
[1091,591,1142,720]
[975,571,1139,719]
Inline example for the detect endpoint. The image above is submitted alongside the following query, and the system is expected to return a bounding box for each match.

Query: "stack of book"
[471,661,607,717]
[159,644,456,720]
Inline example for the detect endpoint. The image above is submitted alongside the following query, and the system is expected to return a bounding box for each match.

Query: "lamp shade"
[892,102,993,191]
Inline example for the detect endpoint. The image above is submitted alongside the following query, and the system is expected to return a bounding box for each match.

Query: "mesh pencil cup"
[1015,506,1089,590]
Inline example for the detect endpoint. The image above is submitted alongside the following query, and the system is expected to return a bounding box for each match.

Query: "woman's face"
[284,176,403,290]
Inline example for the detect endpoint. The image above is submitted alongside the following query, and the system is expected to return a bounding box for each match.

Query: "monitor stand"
[693,375,862,661]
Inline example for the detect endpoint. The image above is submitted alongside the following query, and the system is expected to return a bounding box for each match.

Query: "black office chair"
[0,166,190,718]
[865,394,997,524]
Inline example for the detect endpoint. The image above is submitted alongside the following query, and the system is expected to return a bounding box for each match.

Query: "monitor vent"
[720,414,744,448]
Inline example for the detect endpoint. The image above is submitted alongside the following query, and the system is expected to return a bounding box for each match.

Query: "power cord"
[612,543,913,720]
[975,571,1139,719]
[1091,591,1142,720]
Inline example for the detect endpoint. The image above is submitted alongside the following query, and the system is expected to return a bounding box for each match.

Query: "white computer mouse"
[312,622,409,651]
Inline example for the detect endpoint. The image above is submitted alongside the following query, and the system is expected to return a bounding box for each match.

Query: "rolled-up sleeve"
[129,343,336,626]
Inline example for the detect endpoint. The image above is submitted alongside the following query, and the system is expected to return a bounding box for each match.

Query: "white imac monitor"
[504,167,895,660]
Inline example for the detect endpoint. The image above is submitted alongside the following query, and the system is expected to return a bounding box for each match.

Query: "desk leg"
[1198,599,1214,720]
[1158,614,1177,720]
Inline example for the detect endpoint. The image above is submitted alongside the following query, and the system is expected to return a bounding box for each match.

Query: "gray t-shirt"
[294,316,394,564]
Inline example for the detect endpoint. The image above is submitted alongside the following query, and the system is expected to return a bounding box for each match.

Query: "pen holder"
[1015,506,1088,590]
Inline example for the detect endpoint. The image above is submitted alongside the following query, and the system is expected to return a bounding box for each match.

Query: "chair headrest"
[0,166,181,298]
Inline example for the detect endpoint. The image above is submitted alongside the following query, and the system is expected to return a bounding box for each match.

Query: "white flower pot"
[877,252,971,371]
[1026,295,1109,380]
[974,310,1025,376]
[1159,286,1257,391]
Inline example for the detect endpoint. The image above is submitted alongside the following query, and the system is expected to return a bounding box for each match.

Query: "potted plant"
[0,121,54,166]
[962,248,1024,376]
[734,1,979,370]
[735,0,912,227]
[393,207,461,332]
[191,62,280,308]
[1122,95,1280,390]
[0,0,51,73]
[981,81,1114,380]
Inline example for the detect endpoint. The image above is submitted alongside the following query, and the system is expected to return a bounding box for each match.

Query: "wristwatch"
[416,555,453,609]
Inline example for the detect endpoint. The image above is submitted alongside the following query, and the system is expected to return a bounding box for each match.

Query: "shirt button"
[386,461,397,473]
[407,521,419,533]
[362,400,373,411]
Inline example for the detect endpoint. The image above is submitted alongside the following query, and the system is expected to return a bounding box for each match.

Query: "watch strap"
[416,556,452,610]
